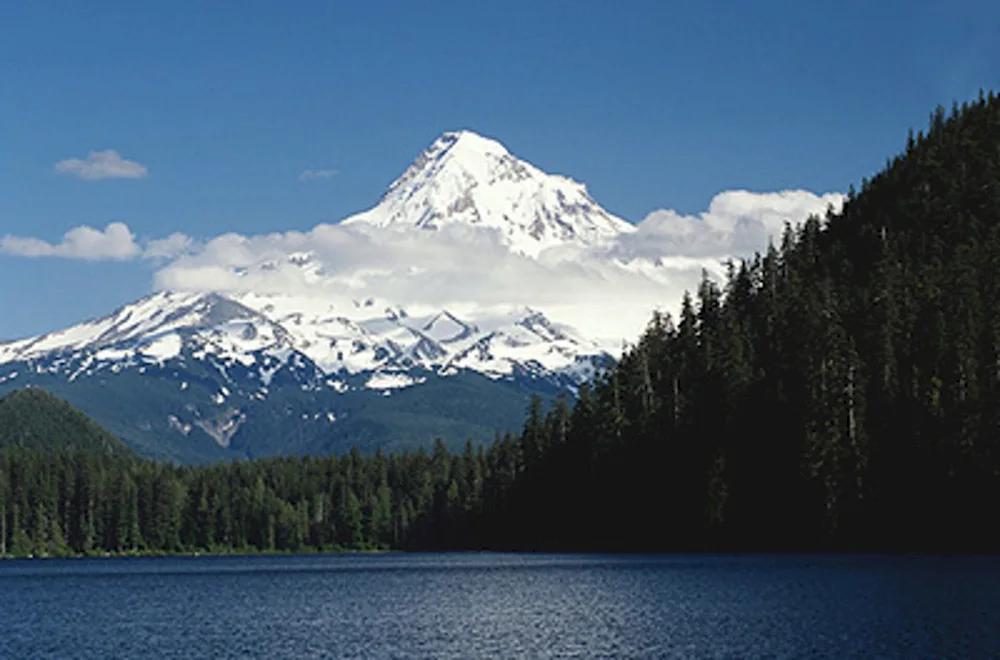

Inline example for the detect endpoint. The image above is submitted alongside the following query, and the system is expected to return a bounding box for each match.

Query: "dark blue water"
[2,553,999,658]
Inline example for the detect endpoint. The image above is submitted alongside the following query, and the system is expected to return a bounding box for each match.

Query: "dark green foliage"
[0,386,498,555]
[0,388,134,457]
[0,440,497,556]
[477,90,1000,552]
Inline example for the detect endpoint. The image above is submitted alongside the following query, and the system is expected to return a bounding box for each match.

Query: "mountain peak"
[434,129,511,158]
[343,130,634,257]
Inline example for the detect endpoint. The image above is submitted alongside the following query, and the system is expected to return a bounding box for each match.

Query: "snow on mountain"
[0,288,609,390]
[0,131,635,422]
[0,130,628,395]
[342,130,635,257]
[0,130,654,462]
[0,291,288,366]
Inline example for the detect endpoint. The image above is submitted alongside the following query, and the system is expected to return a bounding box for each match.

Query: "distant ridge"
[0,387,133,457]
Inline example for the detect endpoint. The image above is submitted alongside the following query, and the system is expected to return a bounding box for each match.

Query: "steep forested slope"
[475,91,1000,552]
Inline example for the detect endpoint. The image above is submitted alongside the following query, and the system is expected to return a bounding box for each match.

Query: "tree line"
[0,440,494,556]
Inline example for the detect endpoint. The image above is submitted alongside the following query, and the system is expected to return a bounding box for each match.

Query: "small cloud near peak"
[299,168,338,181]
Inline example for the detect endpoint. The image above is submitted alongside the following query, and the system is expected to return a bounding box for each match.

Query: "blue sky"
[1,0,998,339]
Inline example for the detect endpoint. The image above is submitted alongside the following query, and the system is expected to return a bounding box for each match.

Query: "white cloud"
[614,189,846,261]
[1,222,142,261]
[299,168,338,181]
[144,233,194,260]
[53,150,148,180]
[149,189,842,343]
[0,188,843,343]
[150,225,702,345]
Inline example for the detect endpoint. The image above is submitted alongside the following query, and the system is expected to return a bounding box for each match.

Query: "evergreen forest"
[3,91,1000,556]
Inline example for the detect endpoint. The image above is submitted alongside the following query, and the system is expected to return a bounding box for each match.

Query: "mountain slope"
[0,387,133,457]
[0,284,610,464]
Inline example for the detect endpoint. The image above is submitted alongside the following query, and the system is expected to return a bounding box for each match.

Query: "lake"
[1,553,999,658]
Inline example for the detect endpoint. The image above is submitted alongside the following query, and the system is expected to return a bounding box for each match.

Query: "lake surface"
[2,553,999,658]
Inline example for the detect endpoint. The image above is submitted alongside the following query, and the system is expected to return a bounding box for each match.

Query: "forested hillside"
[0,388,132,457]
[3,92,1000,557]
[0,388,526,557]
[480,90,1000,552]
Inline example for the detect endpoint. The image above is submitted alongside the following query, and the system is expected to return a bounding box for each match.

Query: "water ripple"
[1,553,999,658]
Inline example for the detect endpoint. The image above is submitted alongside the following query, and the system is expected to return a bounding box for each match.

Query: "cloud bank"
[0,189,844,342]
[53,150,148,180]
[613,189,845,261]
[0,222,142,261]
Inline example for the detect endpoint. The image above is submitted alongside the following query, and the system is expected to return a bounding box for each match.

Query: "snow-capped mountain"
[0,130,632,463]
[0,289,611,464]
[0,292,288,369]
[0,289,608,386]
[343,130,635,257]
